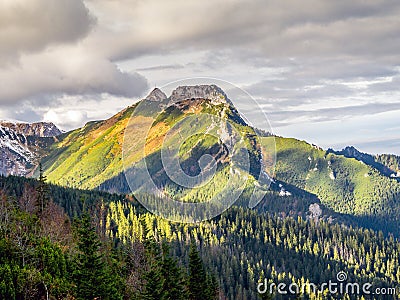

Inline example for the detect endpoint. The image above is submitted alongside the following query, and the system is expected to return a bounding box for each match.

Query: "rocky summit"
[145,88,167,102]
[169,84,232,106]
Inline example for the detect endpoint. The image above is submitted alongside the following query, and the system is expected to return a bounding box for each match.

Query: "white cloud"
[0,0,148,114]
[43,109,88,130]
[82,0,400,59]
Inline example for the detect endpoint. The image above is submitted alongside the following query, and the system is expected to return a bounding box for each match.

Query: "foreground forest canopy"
[0,175,399,299]
[0,175,217,299]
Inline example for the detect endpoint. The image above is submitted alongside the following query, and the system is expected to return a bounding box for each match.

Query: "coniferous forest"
[0,174,399,299]
[0,175,217,299]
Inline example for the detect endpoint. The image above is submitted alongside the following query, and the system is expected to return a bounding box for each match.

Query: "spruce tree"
[160,242,187,300]
[140,224,188,300]
[205,273,219,299]
[73,213,113,300]
[188,241,208,300]
[141,236,164,300]
[36,163,49,214]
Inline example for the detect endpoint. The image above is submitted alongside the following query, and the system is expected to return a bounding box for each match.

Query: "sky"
[0,0,399,155]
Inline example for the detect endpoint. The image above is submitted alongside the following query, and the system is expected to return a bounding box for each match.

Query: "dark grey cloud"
[0,0,149,115]
[2,0,400,104]
[0,53,148,105]
[82,0,400,65]
[175,1,400,59]
[0,0,94,65]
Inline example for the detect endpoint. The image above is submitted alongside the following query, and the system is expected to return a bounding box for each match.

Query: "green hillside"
[41,105,137,189]
[267,137,400,229]
[38,86,400,235]
[42,95,265,198]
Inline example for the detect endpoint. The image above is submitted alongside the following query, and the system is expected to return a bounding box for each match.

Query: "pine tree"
[205,273,219,300]
[141,235,164,300]
[160,242,187,300]
[73,213,115,300]
[141,267,164,300]
[36,163,49,214]
[188,241,208,300]
[139,219,189,300]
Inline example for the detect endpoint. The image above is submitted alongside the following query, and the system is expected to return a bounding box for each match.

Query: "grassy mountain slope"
[267,137,400,231]
[41,105,137,189]
[39,86,400,234]
[43,95,264,196]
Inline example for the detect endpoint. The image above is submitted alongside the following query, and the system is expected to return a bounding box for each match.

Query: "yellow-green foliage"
[43,106,136,189]
[42,99,260,195]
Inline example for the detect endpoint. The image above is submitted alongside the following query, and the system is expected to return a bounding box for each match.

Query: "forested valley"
[0,175,399,299]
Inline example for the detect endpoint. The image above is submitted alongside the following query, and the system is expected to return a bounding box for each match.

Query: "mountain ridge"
[0,121,62,137]
[39,85,400,233]
[329,146,400,182]
[0,85,399,234]
[0,122,61,176]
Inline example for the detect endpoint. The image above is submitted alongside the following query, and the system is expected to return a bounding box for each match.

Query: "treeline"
[0,174,135,217]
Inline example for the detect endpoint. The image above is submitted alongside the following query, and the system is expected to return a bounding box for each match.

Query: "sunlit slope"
[122,97,268,211]
[42,95,265,194]
[42,91,400,227]
[43,104,171,189]
[42,106,137,189]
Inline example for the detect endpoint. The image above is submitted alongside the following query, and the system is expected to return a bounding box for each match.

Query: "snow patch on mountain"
[0,122,59,176]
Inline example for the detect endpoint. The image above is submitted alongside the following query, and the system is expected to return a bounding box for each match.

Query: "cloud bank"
[0,0,399,153]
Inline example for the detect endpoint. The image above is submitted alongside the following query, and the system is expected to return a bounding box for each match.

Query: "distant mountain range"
[328,146,400,181]
[0,85,399,234]
[0,121,61,176]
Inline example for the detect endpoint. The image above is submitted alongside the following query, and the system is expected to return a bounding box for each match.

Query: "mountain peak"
[145,88,167,102]
[169,84,232,105]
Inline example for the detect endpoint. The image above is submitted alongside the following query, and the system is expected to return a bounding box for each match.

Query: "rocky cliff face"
[169,84,232,105]
[0,122,60,176]
[0,121,62,137]
[145,88,167,102]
